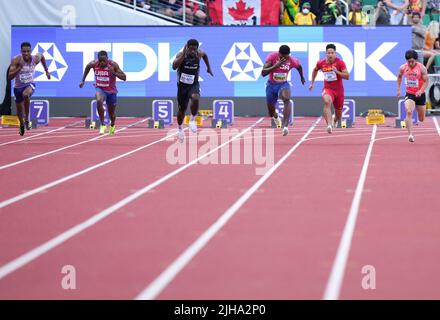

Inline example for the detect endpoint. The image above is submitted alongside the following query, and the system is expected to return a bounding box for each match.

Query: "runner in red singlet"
[397,49,428,143]
[308,43,349,134]
[79,51,126,135]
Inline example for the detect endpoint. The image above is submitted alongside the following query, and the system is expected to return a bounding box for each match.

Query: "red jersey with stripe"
[403,62,424,95]
[93,60,117,93]
[315,58,347,92]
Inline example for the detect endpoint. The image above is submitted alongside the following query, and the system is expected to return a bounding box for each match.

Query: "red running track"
[0,116,439,299]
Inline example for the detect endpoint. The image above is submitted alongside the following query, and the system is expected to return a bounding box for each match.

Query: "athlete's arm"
[172,46,187,70]
[79,60,94,88]
[35,53,51,80]
[296,64,306,85]
[7,57,23,81]
[109,62,127,81]
[396,65,405,97]
[416,65,429,97]
[261,57,286,77]
[308,66,319,91]
[199,50,213,76]
[332,66,349,80]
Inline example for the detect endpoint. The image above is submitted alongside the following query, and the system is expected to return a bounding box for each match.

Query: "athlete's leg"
[22,85,34,129]
[14,88,26,135]
[95,89,106,124]
[416,104,426,122]
[322,90,334,124]
[177,85,190,142]
[279,86,292,132]
[177,85,190,126]
[404,97,416,140]
[415,94,426,123]
[189,84,201,116]
[106,93,117,127]
[333,92,345,126]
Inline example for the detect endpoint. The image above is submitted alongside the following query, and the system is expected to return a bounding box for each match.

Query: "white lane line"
[0,120,83,147]
[0,118,263,281]
[0,118,148,171]
[135,117,321,300]
[433,117,440,136]
[323,125,377,300]
[0,127,181,209]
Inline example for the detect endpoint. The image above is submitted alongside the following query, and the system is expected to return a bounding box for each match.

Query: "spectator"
[424,21,440,53]
[349,0,370,25]
[375,0,391,25]
[187,1,207,25]
[300,0,324,17]
[412,12,437,71]
[384,0,409,24]
[318,0,341,24]
[294,2,317,24]
[424,20,440,72]
[281,0,300,25]
[406,0,426,24]
[427,0,439,15]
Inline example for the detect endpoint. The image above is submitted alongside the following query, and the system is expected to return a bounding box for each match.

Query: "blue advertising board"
[11,26,411,98]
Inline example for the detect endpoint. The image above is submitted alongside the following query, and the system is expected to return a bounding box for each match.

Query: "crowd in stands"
[114,0,439,72]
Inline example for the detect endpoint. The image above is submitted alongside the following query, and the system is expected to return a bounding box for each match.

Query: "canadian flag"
[208,0,280,25]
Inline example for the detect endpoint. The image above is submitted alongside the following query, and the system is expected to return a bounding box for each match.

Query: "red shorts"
[322,88,344,111]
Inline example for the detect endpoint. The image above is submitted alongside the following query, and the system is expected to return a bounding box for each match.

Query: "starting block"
[198,110,213,118]
[183,115,203,126]
[29,119,38,129]
[1,115,20,127]
[85,118,102,129]
[0,116,38,129]
[395,119,407,128]
[148,119,164,129]
[336,119,353,128]
[211,119,227,128]
[271,118,282,128]
[366,109,385,125]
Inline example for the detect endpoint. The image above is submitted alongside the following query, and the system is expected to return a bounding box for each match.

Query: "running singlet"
[94,60,117,93]
[266,52,299,83]
[13,55,37,88]
[178,54,200,85]
[315,58,347,91]
[403,62,424,95]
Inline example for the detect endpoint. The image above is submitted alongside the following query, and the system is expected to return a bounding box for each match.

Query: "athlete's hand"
[308,83,314,91]
[182,45,188,56]
[300,76,306,85]
[79,81,84,88]
[45,70,51,80]
[396,89,401,97]
[275,57,286,67]
[207,67,214,76]
[415,90,423,97]
[332,66,338,73]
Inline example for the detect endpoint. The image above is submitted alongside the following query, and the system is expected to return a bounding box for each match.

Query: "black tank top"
[177,54,200,86]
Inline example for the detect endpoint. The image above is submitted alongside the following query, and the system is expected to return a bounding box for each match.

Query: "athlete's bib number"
[19,73,33,84]
[273,72,288,82]
[323,71,337,82]
[180,73,195,85]
[406,78,419,88]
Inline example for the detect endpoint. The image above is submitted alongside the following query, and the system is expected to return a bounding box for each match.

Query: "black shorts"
[177,83,200,111]
[405,92,426,106]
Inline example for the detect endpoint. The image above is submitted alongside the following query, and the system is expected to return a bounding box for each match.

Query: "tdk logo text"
[64,41,398,82]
